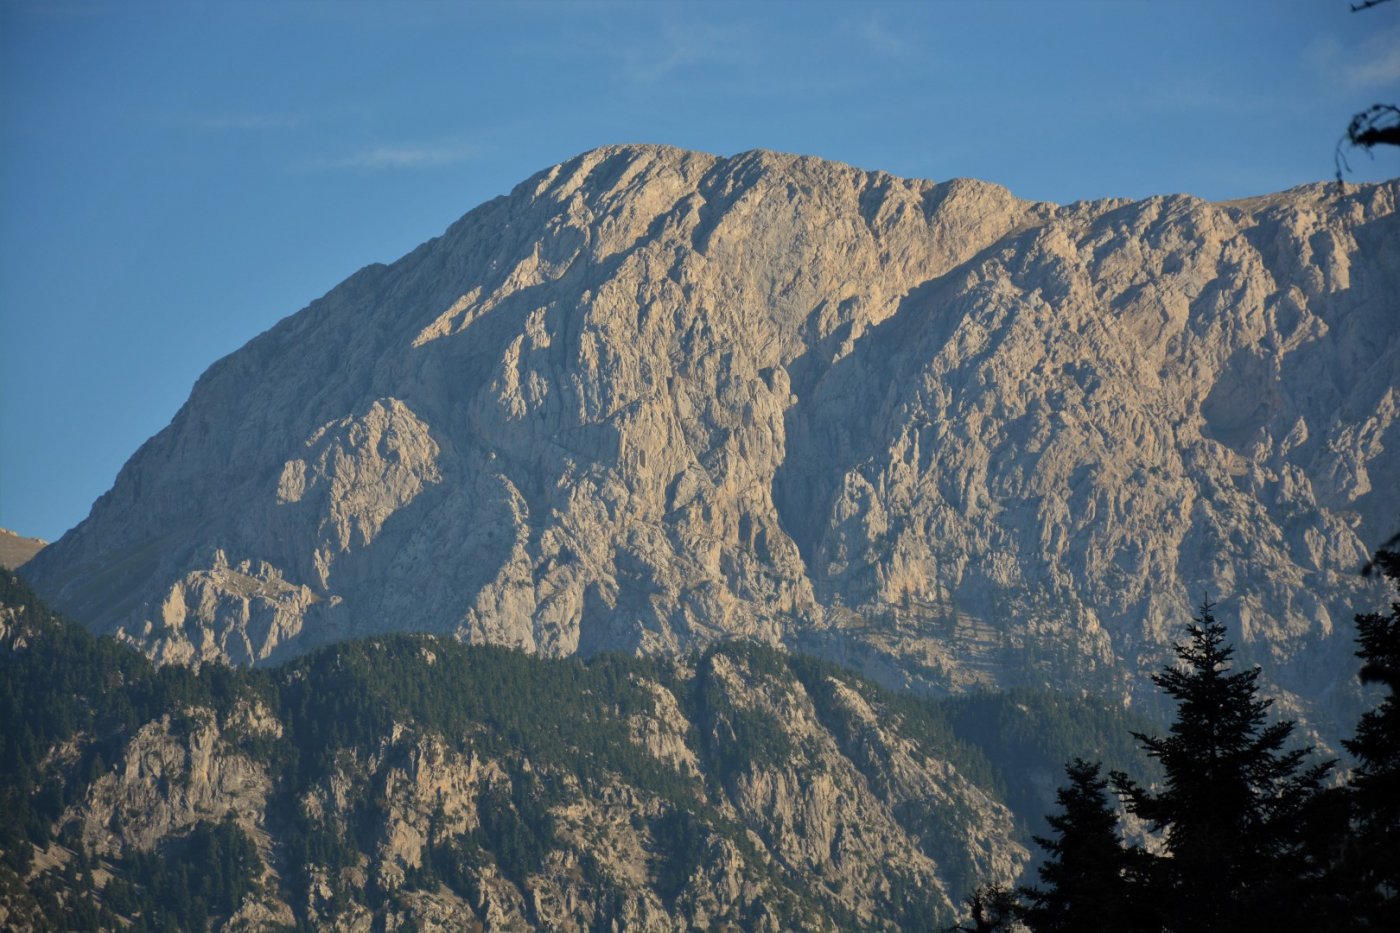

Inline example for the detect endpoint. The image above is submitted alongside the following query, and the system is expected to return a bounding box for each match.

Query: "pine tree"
[1342,548,1400,928]
[945,883,1019,933]
[1112,602,1332,931]
[1020,758,1143,933]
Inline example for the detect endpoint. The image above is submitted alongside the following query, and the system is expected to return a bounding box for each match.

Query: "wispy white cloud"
[1309,24,1400,90]
[621,20,748,84]
[856,15,909,57]
[1347,41,1400,89]
[1131,77,1288,116]
[308,140,480,171]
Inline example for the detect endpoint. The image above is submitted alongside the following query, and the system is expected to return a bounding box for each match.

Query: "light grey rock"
[22,145,1400,732]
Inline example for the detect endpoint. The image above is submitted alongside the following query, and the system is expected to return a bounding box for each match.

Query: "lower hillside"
[0,570,1145,931]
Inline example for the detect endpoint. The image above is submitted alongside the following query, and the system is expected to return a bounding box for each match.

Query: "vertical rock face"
[21,145,1400,725]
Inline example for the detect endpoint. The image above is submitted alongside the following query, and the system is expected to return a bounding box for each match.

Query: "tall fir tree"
[1341,548,1400,928]
[1112,602,1332,931]
[1020,758,1144,933]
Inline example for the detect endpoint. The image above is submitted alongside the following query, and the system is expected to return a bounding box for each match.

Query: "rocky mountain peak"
[21,147,1399,734]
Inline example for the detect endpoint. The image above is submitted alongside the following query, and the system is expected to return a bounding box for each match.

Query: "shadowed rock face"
[22,145,1399,725]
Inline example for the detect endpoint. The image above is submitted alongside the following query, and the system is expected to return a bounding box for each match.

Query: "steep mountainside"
[0,571,1149,931]
[21,145,1400,730]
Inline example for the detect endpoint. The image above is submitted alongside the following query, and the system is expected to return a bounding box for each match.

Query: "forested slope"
[0,569,1148,931]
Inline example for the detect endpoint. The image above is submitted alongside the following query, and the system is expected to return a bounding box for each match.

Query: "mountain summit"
[22,145,1399,724]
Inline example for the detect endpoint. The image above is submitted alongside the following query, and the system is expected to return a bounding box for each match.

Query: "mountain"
[0,569,1148,930]
[21,145,1400,732]
[0,530,45,570]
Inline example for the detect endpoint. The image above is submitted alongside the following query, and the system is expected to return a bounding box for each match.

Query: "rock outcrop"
[22,145,1400,731]
[0,529,44,570]
[6,571,1074,930]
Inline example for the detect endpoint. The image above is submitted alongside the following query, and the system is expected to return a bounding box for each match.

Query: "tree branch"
[1336,104,1400,183]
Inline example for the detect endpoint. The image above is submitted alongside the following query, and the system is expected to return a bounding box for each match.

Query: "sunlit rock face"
[0,529,45,570]
[22,145,1399,725]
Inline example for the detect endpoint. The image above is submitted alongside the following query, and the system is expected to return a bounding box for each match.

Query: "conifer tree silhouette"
[1341,548,1400,928]
[1112,603,1333,931]
[1020,758,1146,932]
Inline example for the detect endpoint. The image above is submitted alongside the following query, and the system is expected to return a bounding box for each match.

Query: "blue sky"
[2,0,1398,543]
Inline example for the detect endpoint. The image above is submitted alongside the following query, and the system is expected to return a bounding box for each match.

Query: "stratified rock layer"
[23,145,1400,727]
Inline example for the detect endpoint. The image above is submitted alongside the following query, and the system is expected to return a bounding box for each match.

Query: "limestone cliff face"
[22,145,1400,724]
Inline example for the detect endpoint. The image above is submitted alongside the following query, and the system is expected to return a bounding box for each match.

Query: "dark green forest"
[3,553,1395,931]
